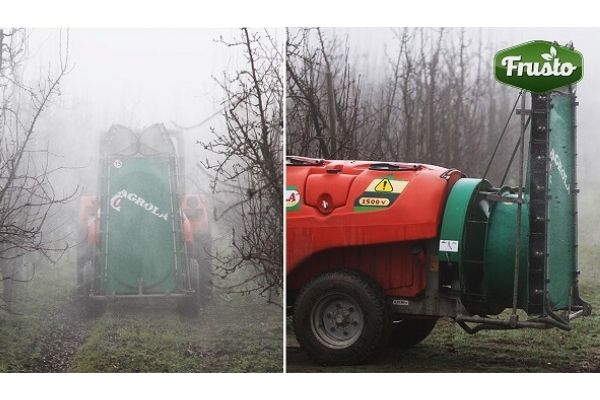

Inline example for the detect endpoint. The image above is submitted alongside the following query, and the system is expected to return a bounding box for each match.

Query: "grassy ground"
[287,284,600,372]
[0,251,282,372]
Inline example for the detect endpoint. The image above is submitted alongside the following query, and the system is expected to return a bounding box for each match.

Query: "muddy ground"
[0,252,282,373]
[286,284,600,373]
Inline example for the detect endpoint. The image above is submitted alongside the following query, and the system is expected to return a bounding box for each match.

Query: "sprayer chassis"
[286,90,590,365]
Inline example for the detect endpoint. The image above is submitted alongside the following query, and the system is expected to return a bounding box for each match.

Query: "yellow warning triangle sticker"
[374,178,393,192]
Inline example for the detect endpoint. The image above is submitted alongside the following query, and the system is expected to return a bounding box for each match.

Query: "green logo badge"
[495,41,583,93]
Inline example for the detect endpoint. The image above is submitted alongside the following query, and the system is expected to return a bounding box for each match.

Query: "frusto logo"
[495,41,583,93]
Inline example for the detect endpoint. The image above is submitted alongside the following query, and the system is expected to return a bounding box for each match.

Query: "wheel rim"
[310,292,364,349]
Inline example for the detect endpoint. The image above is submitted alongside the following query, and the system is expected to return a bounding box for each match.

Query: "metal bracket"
[485,193,525,204]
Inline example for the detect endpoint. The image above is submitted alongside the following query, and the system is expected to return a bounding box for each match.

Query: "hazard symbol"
[374,178,393,192]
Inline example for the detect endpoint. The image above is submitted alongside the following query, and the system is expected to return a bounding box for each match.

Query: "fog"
[0,28,282,372]
[32,29,238,128]
[27,29,246,196]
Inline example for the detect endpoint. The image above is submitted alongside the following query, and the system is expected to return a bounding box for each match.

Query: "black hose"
[482,90,524,182]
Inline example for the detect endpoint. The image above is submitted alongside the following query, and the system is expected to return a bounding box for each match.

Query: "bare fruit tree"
[200,28,283,305]
[0,28,75,312]
[286,28,519,181]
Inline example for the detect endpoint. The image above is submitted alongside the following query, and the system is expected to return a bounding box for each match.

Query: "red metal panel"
[305,173,357,209]
[287,242,428,297]
[286,157,461,297]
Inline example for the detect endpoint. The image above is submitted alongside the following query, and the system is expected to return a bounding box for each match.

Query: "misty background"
[334,27,599,187]
[0,28,283,372]
[28,28,241,195]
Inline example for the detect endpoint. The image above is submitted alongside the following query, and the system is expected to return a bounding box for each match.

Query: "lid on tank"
[103,123,177,157]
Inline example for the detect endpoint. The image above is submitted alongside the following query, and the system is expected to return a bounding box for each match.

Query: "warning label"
[374,178,393,192]
[439,240,459,253]
[353,175,408,212]
[365,177,408,194]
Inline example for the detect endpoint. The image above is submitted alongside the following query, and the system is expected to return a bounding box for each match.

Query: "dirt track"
[28,293,91,372]
[0,259,282,373]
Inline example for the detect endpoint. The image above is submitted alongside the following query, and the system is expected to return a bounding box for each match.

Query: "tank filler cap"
[317,193,334,215]
[326,165,343,174]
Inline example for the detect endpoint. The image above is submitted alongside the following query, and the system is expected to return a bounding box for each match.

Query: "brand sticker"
[495,41,583,93]
[549,148,570,193]
[286,187,301,211]
[392,299,409,306]
[110,189,169,221]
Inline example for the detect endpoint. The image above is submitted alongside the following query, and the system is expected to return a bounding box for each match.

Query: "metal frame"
[392,89,590,333]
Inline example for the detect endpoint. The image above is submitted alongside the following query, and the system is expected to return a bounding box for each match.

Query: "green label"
[495,41,583,93]
[286,186,301,211]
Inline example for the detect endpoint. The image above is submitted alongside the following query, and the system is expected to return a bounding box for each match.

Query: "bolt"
[326,312,332,318]
[330,327,336,332]
[352,320,358,326]
[335,303,341,308]
[348,306,354,313]
[343,331,348,336]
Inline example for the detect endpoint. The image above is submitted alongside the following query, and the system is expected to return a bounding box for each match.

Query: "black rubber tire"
[293,270,390,366]
[388,318,437,348]
[196,258,213,307]
[77,260,106,318]
[194,239,213,307]
[177,258,212,317]
[76,252,90,290]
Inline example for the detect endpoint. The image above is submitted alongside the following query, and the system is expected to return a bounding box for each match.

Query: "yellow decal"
[366,177,408,194]
[374,178,393,192]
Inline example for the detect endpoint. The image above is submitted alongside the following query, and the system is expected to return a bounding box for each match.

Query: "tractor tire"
[177,258,212,317]
[293,270,390,366]
[78,260,106,318]
[197,258,213,307]
[388,318,437,348]
[76,252,90,291]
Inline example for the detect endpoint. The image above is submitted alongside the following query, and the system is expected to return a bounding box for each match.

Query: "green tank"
[78,124,212,316]
[439,89,589,328]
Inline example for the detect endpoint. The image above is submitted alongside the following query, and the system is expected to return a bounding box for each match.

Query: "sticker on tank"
[353,176,408,212]
[286,186,301,211]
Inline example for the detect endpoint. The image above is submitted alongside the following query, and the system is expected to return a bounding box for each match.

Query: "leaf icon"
[550,46,557,57]
[542,53,553,61]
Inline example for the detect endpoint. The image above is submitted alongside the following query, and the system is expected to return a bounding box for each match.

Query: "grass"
[0,250,282,372]
[287,283,600,372]
[71,296,281,372]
